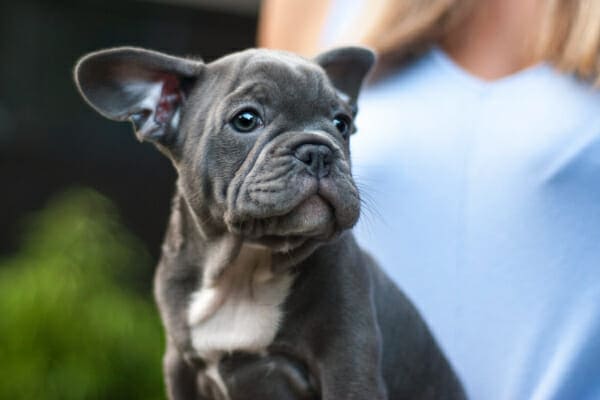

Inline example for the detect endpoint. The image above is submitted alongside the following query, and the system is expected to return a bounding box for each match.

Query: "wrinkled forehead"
[228,51,339,104]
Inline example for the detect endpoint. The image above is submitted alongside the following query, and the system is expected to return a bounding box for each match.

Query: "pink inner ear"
[155,74,182,125]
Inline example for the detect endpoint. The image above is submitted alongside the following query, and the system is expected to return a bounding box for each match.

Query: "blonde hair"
[359,0,600,84]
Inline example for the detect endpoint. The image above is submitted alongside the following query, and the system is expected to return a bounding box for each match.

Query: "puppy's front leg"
[317,337,388,400]
[290,250,388,400]
[163,341,205,400]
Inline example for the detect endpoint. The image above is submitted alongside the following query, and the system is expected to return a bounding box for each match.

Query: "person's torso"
[351,48,600,400]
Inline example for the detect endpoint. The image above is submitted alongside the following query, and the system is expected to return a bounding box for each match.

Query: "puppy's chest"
[187,246,294,360]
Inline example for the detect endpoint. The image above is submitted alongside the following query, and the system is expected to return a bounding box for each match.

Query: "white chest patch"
[188,245,294,360]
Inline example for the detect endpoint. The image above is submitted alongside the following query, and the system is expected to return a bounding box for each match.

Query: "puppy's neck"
[163,191,293,362]
[165,192,246,278]
[166,193,296,362]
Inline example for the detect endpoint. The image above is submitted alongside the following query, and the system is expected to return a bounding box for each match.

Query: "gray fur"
[74,46,466,399]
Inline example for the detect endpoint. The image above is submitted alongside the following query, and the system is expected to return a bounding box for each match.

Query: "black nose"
[294,143,333,178]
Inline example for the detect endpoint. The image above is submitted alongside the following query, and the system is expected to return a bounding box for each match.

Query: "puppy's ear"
[314,46,376,105]
[74,47,203,143]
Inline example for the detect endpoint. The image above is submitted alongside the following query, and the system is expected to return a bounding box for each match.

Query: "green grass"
[0,189,165,400]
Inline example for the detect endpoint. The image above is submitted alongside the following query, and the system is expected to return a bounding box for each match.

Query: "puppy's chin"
[240,195,337,253]
[277,196,335,236]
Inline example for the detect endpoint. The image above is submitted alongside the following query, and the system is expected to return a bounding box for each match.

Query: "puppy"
[74,46,465,399]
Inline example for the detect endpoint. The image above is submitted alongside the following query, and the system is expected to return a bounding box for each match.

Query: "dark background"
[0,0,258,261]
[0,2,259,397]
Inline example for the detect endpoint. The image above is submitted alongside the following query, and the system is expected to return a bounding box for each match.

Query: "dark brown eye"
[231,109,263,133]
[333,114,352,138]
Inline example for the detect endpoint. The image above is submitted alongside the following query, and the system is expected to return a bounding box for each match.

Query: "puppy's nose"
[294,143,333,178]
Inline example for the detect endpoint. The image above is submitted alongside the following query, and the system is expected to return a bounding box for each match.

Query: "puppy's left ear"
[314,46,376,105]
[74,47,203,143]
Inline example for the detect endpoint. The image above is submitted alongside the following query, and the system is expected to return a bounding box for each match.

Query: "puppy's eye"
[231,109,263,133]
[333,114,352,138]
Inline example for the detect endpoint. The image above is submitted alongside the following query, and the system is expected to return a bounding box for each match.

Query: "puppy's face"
[75,47,374,252]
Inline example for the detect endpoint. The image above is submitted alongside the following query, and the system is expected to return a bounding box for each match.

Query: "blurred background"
[0,0,258,398]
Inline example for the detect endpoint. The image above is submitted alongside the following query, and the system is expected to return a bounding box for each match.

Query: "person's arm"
[257,0,333,56]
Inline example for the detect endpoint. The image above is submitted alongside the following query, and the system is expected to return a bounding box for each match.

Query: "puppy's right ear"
[74,47,203,143]
[314,46,375,107]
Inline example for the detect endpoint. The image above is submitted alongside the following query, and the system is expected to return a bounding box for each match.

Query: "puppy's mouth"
[232,195,336,252]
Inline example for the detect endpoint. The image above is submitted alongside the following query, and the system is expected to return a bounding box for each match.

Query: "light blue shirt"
[351,48,600,400]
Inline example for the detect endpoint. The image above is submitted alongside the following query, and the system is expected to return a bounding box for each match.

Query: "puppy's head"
[74,46,374,253]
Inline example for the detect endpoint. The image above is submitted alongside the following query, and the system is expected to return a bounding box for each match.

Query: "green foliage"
[0,189,165,400]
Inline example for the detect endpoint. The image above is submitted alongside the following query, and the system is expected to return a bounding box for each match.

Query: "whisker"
[353,177,386,239]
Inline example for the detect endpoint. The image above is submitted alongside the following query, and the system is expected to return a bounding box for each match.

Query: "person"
[259,0,600,399]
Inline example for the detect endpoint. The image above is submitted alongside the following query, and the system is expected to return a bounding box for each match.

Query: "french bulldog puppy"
[74,46,465,400]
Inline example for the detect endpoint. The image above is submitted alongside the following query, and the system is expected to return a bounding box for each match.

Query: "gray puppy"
[74,46,465,400]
